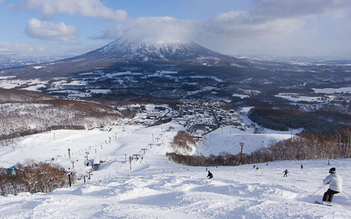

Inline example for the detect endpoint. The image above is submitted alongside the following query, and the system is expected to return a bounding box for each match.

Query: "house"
[189,124,209,135]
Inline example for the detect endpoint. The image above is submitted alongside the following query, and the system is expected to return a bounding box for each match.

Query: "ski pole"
[309,185,326,197]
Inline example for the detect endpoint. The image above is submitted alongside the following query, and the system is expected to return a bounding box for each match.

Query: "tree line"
[0,160,73,196]
[248,107,346,134]
[167,127,351,166]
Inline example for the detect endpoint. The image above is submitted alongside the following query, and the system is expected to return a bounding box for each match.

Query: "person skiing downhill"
[322,167,342,203]
[207,171,213,179]
[283,169,289,177]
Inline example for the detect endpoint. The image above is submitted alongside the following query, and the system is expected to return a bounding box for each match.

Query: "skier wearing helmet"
[322,167,343,203]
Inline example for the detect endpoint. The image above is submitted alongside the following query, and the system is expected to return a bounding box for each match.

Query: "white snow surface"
[275,93,325,102]
[232,93,249,99]
[0,122,350,218]
[313,87,351,94]
[89,89,112,94]
[196,126,299,156]
[0,79,48,90]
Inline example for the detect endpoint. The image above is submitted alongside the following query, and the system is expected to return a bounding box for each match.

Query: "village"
[123,100,251,139]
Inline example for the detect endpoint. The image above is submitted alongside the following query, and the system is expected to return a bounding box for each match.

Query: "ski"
[314,201,332,206]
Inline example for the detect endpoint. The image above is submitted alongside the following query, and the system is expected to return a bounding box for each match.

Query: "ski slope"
[0,121,350,218]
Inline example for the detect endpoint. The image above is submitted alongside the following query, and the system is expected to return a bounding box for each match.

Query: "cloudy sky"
[1,0,351,58]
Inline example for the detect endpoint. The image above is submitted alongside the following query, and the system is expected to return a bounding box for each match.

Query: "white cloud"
[93,17,194,41]
[250,0,351,20]
[91,0,351,57]
[204,12,304,38]
[0,42,34,53]
[93,12,304,44]
[13,0,351,57]
[27,0,127,22]
[25,18,78,42]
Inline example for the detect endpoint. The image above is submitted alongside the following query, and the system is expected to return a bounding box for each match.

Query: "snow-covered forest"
[0,88,123,142]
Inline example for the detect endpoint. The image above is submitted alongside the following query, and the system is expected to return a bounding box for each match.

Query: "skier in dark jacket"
[207,171,213,179]
[322,167,342,203]
[283,169,289,177]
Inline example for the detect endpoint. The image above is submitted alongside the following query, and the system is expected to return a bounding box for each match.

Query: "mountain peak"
[84,37,225,61]
[130,36,190,45]
[0,37,237,79]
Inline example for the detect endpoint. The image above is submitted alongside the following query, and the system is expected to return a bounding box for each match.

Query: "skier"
[322,167,342,203]
[283,169,289,177]
[207,171,213,179]
[253,165,256,169]
[256,167,259,170]
[301,164,303,169]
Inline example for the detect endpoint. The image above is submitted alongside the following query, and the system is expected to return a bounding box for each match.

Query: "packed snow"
[0,121,350,218]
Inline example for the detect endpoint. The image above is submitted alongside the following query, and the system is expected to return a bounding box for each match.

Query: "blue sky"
[1,0,351,58]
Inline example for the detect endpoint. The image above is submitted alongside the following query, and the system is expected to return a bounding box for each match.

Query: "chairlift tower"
[141,148,147,154]
[85,152,89,160]
[239,142,244,165]
[71,160,75,170]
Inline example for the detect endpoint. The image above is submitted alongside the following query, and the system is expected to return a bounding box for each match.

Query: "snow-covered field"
[313,87,351,94]
[0,79,48,90]
[196,125,300,156]
[0,122,350,218]
[275,93,327,102]
[232,93,249,99]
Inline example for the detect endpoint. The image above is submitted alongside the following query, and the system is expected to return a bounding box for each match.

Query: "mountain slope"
[0,88,124,139]
[0,38,239,79]
[0,122,350,218]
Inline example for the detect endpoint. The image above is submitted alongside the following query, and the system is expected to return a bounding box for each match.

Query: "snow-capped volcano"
[80,37,228,61]
[0,37,238,78]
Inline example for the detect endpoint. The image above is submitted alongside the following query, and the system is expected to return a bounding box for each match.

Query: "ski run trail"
[0,121,350,219]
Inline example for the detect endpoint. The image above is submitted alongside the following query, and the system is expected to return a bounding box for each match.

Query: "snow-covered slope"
[196,125,301,156]
[0,122,350,218]
[80,37,228,61]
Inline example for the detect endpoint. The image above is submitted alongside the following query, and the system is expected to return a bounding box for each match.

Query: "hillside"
[0,121,350,218]
[0,87,54,102]
[0,88,124,141]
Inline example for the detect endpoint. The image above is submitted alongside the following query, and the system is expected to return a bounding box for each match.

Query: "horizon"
[1,0,351,59]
